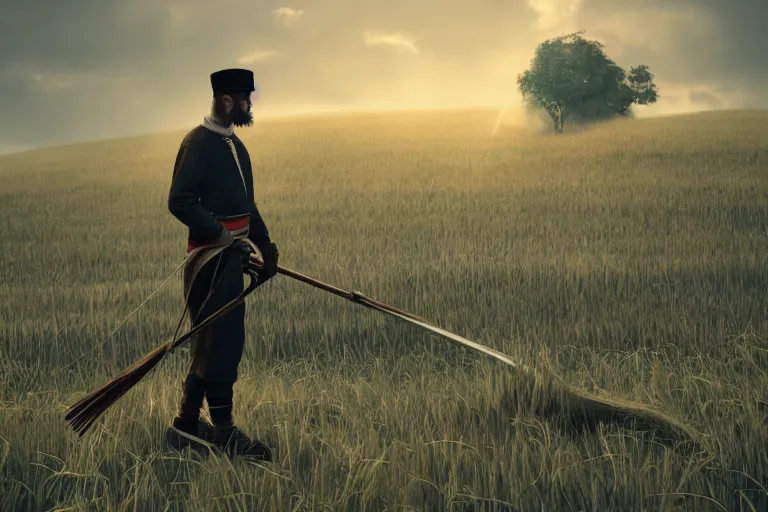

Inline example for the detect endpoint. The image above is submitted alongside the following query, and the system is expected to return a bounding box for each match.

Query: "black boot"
[165,417,220,456]
[166,373,219,456]
[177,373,207,422]
[206,381,272,461]
[213,423,273,462]
[206,381,235,426]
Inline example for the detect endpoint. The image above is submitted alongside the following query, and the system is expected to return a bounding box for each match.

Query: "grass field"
[1,108,767,511]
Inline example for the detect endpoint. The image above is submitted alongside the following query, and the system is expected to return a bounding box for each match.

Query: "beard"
[231,103,254,127]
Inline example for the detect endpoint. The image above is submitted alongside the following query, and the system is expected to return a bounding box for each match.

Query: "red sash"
[187,215,250,254]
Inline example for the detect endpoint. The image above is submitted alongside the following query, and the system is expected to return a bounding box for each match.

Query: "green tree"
[517,31,658,134]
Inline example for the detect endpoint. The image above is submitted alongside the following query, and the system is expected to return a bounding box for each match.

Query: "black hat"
[210,68,255,96]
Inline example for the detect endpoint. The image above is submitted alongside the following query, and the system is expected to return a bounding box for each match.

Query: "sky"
[0,0,766,154]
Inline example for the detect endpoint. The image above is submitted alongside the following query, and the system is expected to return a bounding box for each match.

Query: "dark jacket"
[168,125,271,251]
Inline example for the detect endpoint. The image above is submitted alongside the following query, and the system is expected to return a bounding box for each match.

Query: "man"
[165,68,278,461]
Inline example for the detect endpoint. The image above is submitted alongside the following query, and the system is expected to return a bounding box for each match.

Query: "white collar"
[202,115,234,137]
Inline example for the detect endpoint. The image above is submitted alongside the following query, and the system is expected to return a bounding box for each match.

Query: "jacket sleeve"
[249,202,271,249]
[168,140,223,242]
[240,145,272,250]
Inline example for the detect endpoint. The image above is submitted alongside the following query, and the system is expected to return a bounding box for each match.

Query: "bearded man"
[165,68,278,461]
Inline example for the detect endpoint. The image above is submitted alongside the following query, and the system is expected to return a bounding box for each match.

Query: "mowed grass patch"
[1,109,767,510]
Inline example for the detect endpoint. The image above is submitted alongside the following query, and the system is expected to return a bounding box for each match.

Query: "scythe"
[65,249,702,450]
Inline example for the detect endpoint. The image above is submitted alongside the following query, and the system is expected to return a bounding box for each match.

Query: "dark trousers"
[186,248,246,384]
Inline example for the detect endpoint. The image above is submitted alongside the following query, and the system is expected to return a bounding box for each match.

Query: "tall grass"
[1,109,767,510]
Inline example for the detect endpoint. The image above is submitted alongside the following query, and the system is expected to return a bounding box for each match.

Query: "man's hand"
[257,241,279,280]
[232,240,254,267]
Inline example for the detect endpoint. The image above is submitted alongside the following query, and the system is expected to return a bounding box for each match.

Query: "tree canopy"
[517,31,658,134]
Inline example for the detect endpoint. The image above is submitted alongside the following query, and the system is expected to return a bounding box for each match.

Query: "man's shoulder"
[231,133,250,153]
[180,125,217,148]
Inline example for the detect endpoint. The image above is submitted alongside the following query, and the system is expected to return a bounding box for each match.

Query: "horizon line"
[0,105,764,158]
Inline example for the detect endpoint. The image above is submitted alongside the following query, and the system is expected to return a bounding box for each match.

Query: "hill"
[1,109,767,511]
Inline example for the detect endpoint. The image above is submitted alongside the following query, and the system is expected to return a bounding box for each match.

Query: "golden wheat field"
[1,109,767,511]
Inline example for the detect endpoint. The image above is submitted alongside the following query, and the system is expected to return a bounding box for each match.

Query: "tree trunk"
[549,103,565,134]
[552,114,565,134]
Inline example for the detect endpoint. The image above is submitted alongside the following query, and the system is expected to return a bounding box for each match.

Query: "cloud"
[528,0,583,34]
[688,89,723,109]
[272,7,304,27]
[33,74,75,90]
[585,5,721,57]
[0,0,766,153]
[632,81,761,117]
[237,50,279,64]
[168,5,186,23]
[579,0,768,84]
[363,32,419,54]
[4,61,137,93]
